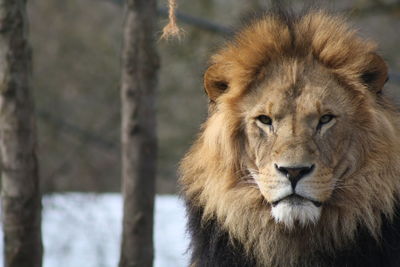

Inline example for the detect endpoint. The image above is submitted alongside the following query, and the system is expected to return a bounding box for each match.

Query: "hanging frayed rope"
[161,0,183,40]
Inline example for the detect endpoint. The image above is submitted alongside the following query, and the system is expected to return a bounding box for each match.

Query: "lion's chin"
[271,198,322,229]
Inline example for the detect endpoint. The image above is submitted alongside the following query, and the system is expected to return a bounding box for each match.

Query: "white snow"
[0,194,190,267]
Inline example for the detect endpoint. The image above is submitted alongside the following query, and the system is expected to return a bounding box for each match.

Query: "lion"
[179,9,400,267]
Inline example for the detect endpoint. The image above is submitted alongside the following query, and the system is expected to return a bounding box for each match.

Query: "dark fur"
[186,198,400,267]
[186,201,256,267]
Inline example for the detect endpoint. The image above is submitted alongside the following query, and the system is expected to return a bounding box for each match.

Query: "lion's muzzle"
[274,164,315,189]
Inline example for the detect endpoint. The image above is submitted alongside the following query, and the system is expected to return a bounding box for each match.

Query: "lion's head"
[181,10,400,266]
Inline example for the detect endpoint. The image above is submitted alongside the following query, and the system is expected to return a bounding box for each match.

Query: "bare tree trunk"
[119,0,159,266]
[0,1,43,267]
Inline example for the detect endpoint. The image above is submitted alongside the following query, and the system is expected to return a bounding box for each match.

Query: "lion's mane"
[180,9,400,267]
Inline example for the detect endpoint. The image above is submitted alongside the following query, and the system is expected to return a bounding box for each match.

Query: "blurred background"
[30,0,400,195]
[2,0,398,266]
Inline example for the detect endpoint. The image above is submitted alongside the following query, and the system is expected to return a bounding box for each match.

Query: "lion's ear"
[361,53,388,94]
[204,64,229,101]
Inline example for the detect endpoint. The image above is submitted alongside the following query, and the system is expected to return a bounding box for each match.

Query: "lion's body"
[186,204,400,267]
[180,10,400,267]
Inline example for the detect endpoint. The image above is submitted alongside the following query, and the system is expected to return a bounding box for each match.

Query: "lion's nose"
[275,164,315,189]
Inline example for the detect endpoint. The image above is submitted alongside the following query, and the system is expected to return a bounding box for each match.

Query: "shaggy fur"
[180,9,400,267]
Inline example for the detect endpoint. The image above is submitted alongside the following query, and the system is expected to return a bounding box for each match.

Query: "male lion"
[180,9,400,267]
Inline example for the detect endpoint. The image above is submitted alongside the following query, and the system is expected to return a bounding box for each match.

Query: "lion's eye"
[257,115,272,125]
[319,114,335,125]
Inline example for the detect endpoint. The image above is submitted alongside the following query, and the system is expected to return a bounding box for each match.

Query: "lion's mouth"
[271,194,322,208]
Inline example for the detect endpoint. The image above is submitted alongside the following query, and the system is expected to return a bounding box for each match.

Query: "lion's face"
[238,60,361,228]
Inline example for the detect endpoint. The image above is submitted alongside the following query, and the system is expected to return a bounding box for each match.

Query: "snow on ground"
[0,194,190,267]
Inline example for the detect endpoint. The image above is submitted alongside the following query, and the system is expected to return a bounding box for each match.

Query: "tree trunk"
[0,1,43,267]
[119,0,159,266]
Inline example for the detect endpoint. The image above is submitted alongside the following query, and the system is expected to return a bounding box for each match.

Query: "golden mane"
[180,10,400,266]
